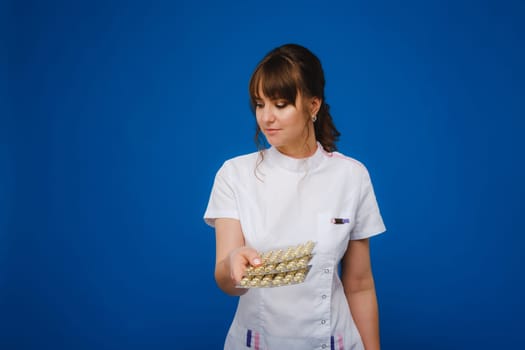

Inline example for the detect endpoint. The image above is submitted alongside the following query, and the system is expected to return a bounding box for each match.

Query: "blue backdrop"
[3,0,524,349]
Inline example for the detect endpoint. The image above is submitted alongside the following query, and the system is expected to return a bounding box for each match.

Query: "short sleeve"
[203,162,240,227]
[350,167,386,240]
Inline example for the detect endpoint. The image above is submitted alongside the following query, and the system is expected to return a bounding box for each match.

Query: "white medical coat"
[205,143,386,350]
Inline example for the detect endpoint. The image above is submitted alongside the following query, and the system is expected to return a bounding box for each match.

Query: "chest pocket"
[316,212,352,260]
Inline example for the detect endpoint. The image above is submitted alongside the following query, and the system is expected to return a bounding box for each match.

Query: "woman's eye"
[275,102,288,108]
[255,102,264,108]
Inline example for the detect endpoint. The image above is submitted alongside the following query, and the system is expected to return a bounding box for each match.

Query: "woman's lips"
[265,128,280,135]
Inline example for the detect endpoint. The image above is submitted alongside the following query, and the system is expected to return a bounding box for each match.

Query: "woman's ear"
[310,97,322,116]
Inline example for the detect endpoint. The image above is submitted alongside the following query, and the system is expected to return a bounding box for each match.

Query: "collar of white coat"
[266,141,325,173]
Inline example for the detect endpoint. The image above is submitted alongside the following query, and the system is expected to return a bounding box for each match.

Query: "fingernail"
[253,258,261,266]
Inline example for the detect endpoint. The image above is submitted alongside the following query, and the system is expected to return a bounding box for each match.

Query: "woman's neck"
[276,138,318,159]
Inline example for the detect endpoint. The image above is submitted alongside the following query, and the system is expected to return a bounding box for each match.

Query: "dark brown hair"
[249,43,340,152]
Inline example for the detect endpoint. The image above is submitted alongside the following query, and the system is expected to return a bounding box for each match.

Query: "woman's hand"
[227,246,262,285]
[341,239,381,350]
[214,218,261,295]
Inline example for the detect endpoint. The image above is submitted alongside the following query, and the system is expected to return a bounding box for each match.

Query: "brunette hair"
[249,43,340,152]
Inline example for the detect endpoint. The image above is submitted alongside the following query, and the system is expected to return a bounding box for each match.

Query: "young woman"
[204,44,386,350]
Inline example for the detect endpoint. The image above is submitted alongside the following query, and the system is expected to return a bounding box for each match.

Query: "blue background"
[2,0,524,349]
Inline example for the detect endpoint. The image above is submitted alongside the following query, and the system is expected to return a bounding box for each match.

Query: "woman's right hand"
[227,246,262,285]
[214,218,261,295]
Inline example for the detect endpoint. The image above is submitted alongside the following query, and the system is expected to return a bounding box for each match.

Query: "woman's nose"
[260,106,275,123]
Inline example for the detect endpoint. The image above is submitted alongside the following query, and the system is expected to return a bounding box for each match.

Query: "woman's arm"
[341,238,380,350]
[214,218,261,296]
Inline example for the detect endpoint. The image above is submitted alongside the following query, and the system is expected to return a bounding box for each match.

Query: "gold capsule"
[284,272,294,282]
[272,278,283,286]
[250,277,261,287]
[276,262,287,272]
[264,264,275,273]
[286,260,297,270]
[261,251,272,263]
[296,258,307,268]
[271,250,283,263]
[293,273,305,283]
[260,279,269,287]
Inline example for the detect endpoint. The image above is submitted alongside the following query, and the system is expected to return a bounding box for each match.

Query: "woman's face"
[255,91,319,158]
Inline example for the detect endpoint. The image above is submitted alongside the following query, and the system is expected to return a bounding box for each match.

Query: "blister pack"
[237,241,316,288]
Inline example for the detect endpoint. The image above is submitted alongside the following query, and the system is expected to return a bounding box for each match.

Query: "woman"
[204,43,386,350]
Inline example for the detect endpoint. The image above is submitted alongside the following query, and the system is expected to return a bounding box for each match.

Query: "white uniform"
[204,143,386,350]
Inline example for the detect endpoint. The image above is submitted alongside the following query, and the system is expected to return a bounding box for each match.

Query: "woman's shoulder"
[321,148,368,171]
[320,150,376,187]
[217,150,262,174]
[223,150,261,166]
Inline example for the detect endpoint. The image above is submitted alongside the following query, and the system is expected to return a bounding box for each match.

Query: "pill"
[264,264,275,273]
[286,260,297,270]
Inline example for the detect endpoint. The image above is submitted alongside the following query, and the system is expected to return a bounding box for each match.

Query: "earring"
[312,114,317,122]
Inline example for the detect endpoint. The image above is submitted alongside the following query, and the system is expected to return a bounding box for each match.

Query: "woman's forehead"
[255,87,302,101]
[255,78,301,97]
